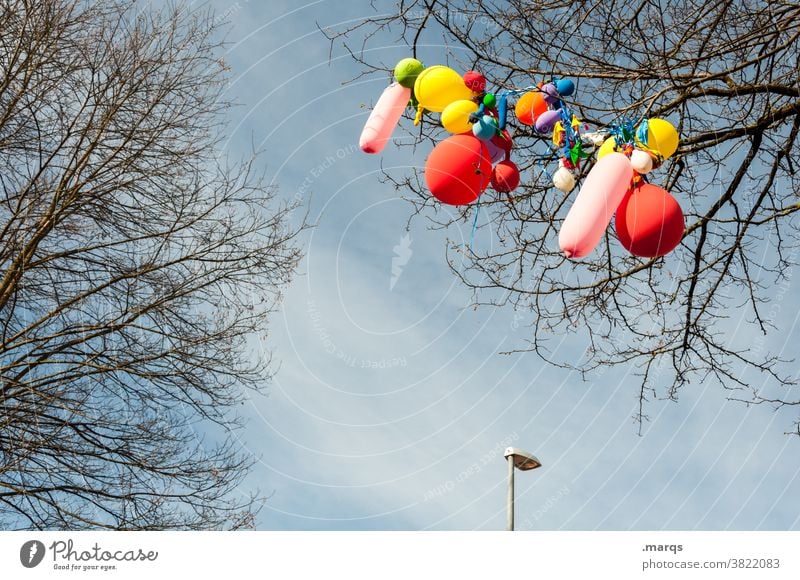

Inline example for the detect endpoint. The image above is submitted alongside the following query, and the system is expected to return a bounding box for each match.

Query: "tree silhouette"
[0,0,301,529]
[330,0,800,433]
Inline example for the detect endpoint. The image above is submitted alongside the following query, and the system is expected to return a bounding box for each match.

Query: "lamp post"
[504,447,542,531]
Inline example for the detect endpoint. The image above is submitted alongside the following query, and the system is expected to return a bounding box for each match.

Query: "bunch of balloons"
[513,79,602,195]
[359,58,685,259]
[359,58,521,206]
[558,118,684,259]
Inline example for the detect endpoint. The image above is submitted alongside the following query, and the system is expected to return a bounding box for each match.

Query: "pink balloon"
[359,82,411,154]
[558,152,634,259]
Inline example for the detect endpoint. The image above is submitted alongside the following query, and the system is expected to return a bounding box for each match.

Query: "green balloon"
[482,92,496,108]
[394,58,424,88]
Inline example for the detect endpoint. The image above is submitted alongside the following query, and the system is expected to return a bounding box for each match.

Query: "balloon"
[597,136,617,159]
[497,93,508,130]
[424,134,492,205]
[413,65,474,113]
[555,78,575,97]
[472,114,497,140]
[552,166,576,193]
[492,129,512,152]
[486,130,513,163]
[394,58,424,89]
[616,184,684,257]
[541,83,560,104]
[535,108,562,133]
[630,149,654,174]
[582,132,607,147]
[514,91,548,125]
[463,71,486,93]
[640,118,679,159]
[486,141,506,164]
[441,99,479,134]
[558,152,634,258]
[552,121,565,147]
[491,160,520,192]
[359,82,412,154]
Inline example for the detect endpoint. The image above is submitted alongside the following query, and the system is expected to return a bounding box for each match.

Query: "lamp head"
[504,447,542,471]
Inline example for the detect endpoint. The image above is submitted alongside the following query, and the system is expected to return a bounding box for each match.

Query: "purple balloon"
[541,83,560,104]
[535,108,562,133]
[485,140,506,164]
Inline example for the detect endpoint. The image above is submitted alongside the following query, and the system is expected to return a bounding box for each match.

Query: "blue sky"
[204,0,800,530]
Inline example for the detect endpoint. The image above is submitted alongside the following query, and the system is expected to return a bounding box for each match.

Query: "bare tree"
[0,0,302,529]
[329,1,800,432]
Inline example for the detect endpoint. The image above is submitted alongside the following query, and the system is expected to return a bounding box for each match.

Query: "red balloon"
[463,70,486,93]
[491,129,513,153]
[491,160,520,192]
[425,134,492,205]
[615,183,684,257]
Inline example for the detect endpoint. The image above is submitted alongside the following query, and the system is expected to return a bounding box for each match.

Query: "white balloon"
[553,166,576,193]
[630,149,654,174]
[581,131,608,147]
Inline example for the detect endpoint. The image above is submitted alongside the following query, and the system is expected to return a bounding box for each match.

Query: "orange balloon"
[514,91,548,126]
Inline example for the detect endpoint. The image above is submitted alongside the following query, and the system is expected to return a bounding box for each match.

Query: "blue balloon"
[472,115,496,140]
[497,93,508,130]
[555,79,575,97]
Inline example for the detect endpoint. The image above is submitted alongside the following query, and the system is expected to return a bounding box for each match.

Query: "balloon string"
[608,118,637,147]
[560,106,573,161]
[500,85,538,99]
[537,146,553,180]
[468,162,490,250]
[469,196,481,250]
[636,119,649,146]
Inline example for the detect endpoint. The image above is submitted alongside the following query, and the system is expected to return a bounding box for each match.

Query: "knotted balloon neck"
[414,105,424,126]
[627,169,650,194]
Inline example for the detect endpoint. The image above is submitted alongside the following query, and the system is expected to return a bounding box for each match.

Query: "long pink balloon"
[359,82,411,154]
[559,152,633,258]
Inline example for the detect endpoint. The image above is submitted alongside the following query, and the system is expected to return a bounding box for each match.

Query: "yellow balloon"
[441,99,478,134]
[642,118,679,159]
[552,121,564,147]
[597,136,617,159]
[413,65,474,113]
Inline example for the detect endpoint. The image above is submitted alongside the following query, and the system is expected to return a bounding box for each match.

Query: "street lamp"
[504,447,541,531]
